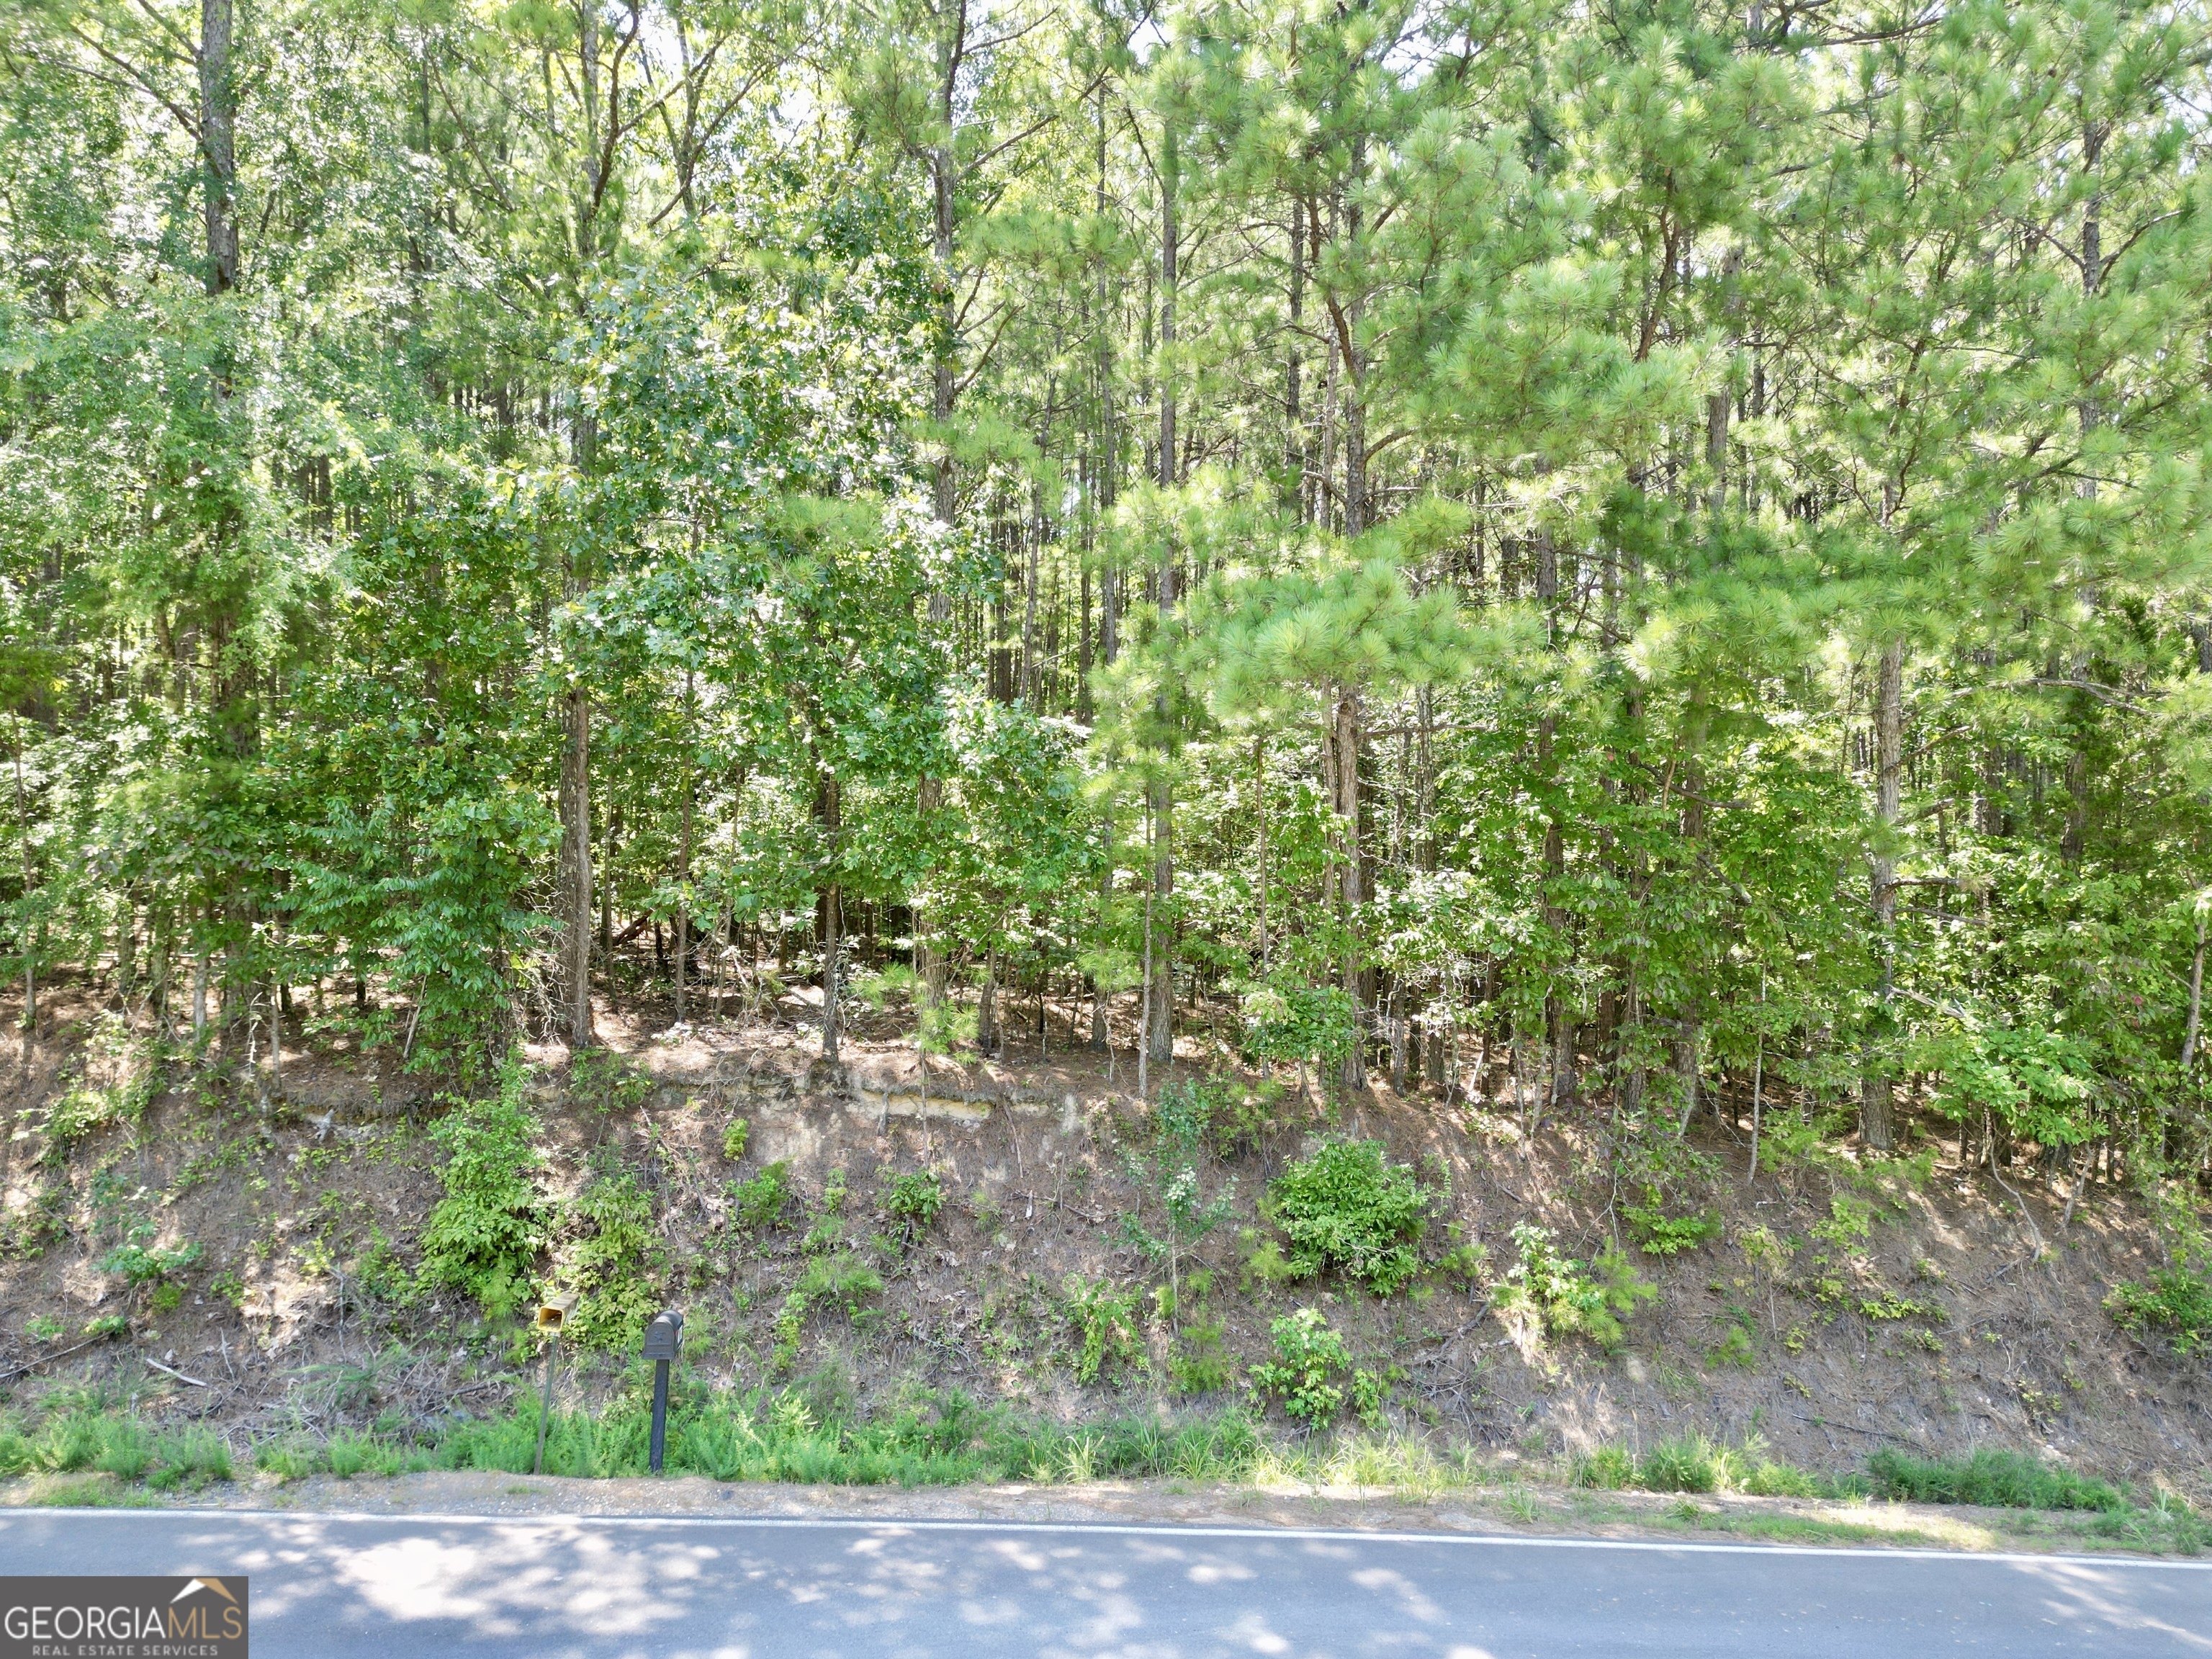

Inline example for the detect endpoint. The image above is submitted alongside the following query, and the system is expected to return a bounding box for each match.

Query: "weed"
[1624,1197,1724,1258]
[1247,1306,1385,1429]
[1061,1277,1143,1385]
[99,1241,203,1286]
[721,1118,750,1161]
[1493,1224,1655,1349]
[1866,1447,2126,1512]
[2105,1266,2212,1355]
[1571,1446,1634,1490]
[571,1049,651,1115]
[729,1161,792,1233]
[884,1169,944,1244]
[772,1254,884,1371]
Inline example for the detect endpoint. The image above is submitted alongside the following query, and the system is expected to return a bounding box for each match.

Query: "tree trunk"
[198,0,239,296]
[676,671,695,1024]
[819,770,841,1063]
[559,685,595,1048]
[1331,686,1367,1092]
[2182,909,2206,1070]
[1862,639,1903,1149]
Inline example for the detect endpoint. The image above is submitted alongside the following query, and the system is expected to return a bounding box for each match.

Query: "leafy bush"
[884,1169,944,1243]
[1624,1199,1723,1258]
[571,1048,651,1115]
[2106,1266,2212,1355]
[556,1165,663,1349]
[729,1161,793,1232]
[1493,1223,1655,1348]
[1866,1447,2126,1512]
[1247,1306,1385,1429]
[1269,1138,1431,1295]
[721,1118,750,1161]
[1062,1277,1143,1385]
[417,1057,546,1318]
[98,1241,202,1286]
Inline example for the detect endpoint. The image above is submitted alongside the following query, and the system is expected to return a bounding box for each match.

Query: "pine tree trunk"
[1332,686,1367,1092]
[819,770,841,1063]
[1861,639,1903,1149]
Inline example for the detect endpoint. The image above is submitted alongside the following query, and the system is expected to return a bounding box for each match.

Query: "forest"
[6,0,2212,1411]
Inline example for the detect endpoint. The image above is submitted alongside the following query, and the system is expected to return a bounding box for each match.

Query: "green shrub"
[417,1056,546,1318]
[1269,1139,1431,1295]
[884,1169,944,1243]
[571,1049,651,1115]
[1494,1223,1655,1348]
[1866,1447,2126,1512]
[99,1241,203,1286]
[557,1165,663,1349]
[721,1117,750,1161]
[2106,1267,2212,1355]
[24,1315,63,1344]
[1247,1306,1385,1429]
[1061,1277,1143,1385]
[729,1161,792,1233]
[1624,1200,1723,1258]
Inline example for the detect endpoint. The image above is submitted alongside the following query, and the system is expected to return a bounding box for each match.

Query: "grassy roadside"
[1,1386,2205,1557]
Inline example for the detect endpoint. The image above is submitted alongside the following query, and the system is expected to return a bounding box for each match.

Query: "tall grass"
[1866,1447,2126,1512]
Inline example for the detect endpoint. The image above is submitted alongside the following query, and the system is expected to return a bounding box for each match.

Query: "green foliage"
[1494,1225,1655,1349]
[1866,1447,2126,1513]
[416,1058,545,1319]
[721,1118,751,1161]
[1624,1198,1723,1258]
[773,1254,885,1371]
[1240,979,1358,1074]
[2106,1267,2212,1356]
[1061,1277,1144,1385]
[1121,1082,1239,1294]
[556,1165,664,1350]
[98,1240,202,1286]
[1268,1139,1431,1295]
[884,1169,944,1244]
[729,1161,793,1233]
[570,1051,652,1116]
[1246,1306,1386,1429]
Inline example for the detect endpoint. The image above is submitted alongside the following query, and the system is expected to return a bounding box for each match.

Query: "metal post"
[649,1357,670,1473]
[532,1292,575,1478]
[643,1308,683,1475]
[534,1331,558,1477]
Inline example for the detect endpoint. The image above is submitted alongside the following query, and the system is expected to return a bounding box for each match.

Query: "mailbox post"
[644,1308,683,1474]
[532,1293,577,1477]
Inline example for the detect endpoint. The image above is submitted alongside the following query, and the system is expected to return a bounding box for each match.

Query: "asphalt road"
[3,1507,2208,1657]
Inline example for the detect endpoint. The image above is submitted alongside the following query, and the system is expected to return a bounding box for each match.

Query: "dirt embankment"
[0,989,2204,1504]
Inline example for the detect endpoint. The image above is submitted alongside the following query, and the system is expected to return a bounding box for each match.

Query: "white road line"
[13,1506,2211,1573]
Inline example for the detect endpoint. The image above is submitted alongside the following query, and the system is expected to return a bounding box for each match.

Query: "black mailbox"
[644,1309,683,1361]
